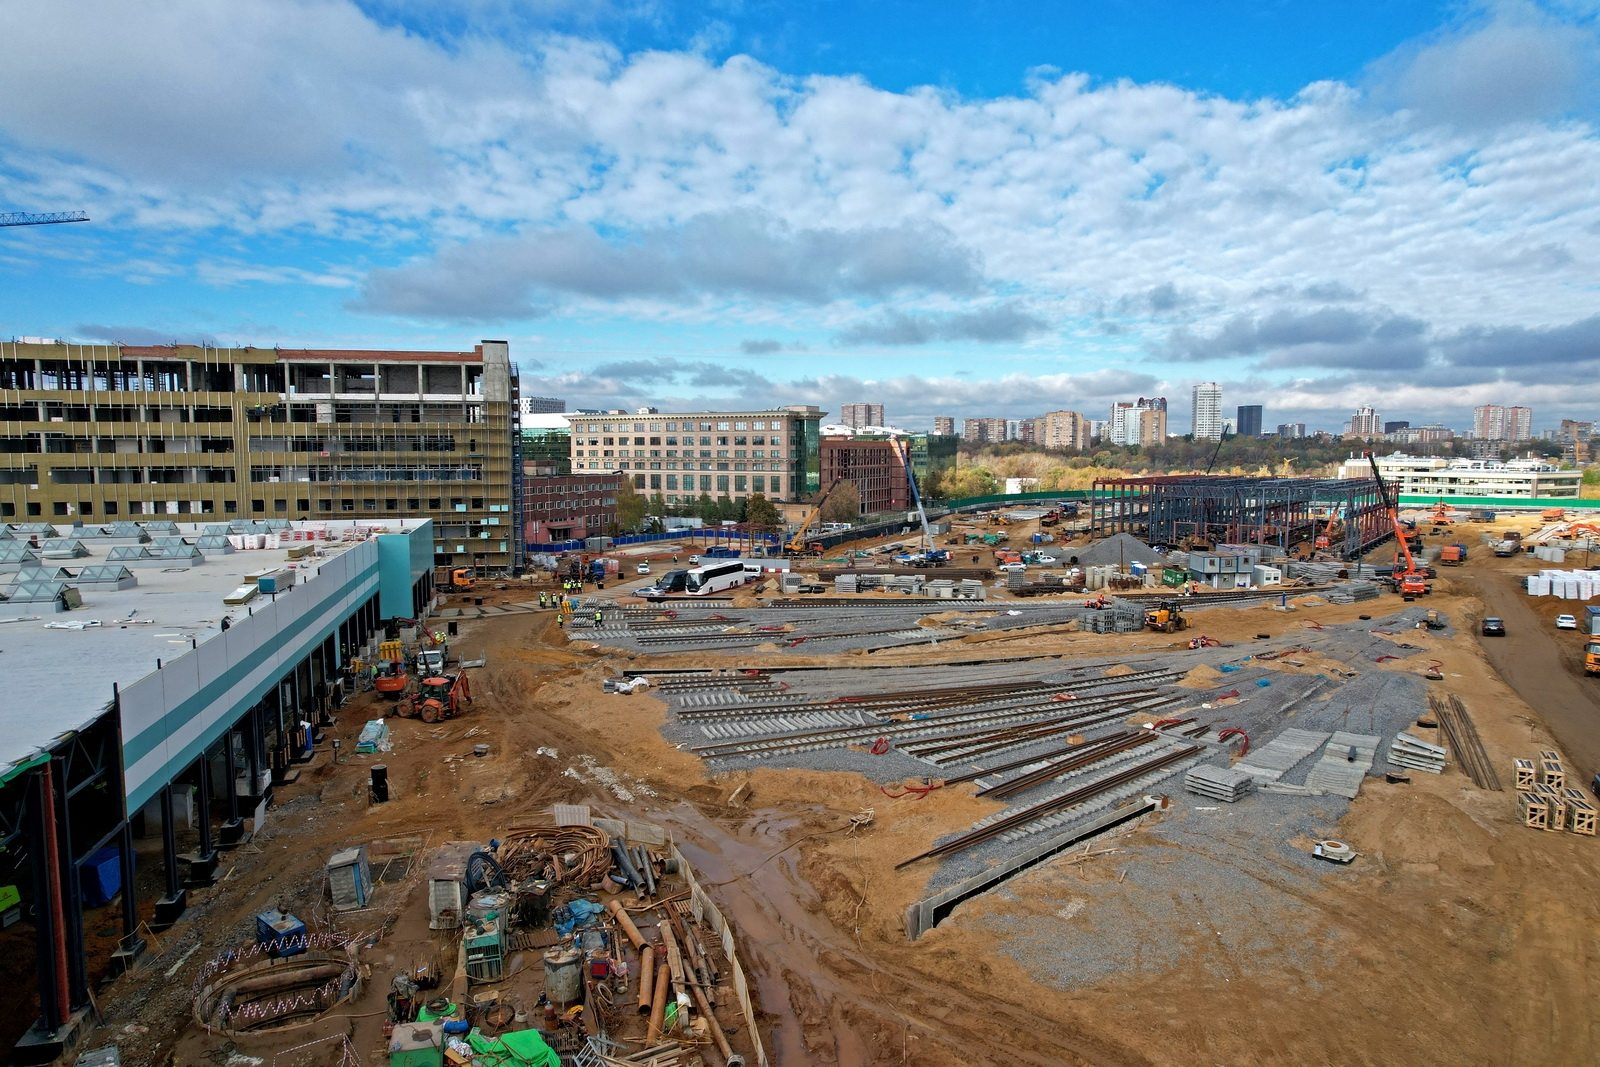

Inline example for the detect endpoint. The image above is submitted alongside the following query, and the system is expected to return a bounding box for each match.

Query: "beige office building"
[0,338,519,571]
[1036,410,1092,450]
[568,406,824,505]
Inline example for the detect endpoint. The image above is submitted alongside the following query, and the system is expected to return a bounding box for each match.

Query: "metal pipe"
[610,842,641,889]
[636,946,655,1014]
[39,763,71,1025]
[634,845,657,898]
[605,898,647,950]
[686,972,739,1065]
[645,963,670,1041]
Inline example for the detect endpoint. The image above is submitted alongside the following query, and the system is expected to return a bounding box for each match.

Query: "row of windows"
[580,435,781,447]
[575,419,786,433]
[576,460,780,473]
[579,449,783,459]
[248,435,460,453]
[626,474,780,494]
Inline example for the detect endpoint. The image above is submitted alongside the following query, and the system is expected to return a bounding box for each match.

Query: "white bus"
[684,560,753,595]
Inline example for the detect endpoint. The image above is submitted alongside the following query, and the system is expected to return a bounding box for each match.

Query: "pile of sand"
[1102,663,1135,677]
[1177,663,1225,688]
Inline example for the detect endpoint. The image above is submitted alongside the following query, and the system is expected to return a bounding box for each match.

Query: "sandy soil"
[84,531,1600,1067]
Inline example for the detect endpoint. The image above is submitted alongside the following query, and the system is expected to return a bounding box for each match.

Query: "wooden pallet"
[1539,748,1563,764]
[1562,789,1597,836]
[1514,759,1537,790]
[1520,792,1550,831]
[1541,759,1566,791]
[1535,783,1567,830]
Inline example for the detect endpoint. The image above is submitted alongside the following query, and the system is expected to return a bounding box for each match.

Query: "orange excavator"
[1366,451,1429,596]
[1428,500,1453,526]
[1314,509,1339,551]
[397,670,473,723]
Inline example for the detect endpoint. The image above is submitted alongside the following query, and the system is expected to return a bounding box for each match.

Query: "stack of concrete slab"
[833,575,858,593]
[1184,764,1255,802]
[1326,580,1381,604]
[1304,732,1382,798]
[1388,733,1446,774]
[1236,728,1332,782]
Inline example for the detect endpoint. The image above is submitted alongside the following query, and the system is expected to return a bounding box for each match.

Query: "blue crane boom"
[0,211,90,228]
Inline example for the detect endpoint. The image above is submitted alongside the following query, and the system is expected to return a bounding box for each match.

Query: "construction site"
[15,477,1600,1067]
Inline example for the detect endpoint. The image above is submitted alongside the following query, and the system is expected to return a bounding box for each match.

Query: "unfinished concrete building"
[1089,475,1389,557]
[0,340,519,572]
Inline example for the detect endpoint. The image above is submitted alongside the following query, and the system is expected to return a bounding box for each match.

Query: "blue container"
[80,846,121,908]
[256,908,307,957]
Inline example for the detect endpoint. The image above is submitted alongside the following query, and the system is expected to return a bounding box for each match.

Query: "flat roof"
[0,518,428,773]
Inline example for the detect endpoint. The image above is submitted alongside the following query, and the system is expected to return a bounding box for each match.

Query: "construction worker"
[557,614,565,629]
[594,607,604,626]
[539,591,547,609]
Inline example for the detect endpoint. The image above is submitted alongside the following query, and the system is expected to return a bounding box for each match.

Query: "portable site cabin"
[327,845,372,911]
[426,841,483,930]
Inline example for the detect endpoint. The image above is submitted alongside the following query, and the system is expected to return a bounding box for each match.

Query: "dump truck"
[1493,540,1520,557]
[1039,510,1061,527]
[1586,642,1600,677]
[1439,544,1467,566]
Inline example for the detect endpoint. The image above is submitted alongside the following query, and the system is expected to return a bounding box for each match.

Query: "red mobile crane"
[1365,451,1429,596]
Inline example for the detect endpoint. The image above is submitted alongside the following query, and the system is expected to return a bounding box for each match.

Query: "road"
[1466,567,1600,785]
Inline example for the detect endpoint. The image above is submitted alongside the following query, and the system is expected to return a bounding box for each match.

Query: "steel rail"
[895,744,1202,868]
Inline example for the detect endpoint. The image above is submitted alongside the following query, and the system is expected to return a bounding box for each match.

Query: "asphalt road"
[1467,568,1600,785]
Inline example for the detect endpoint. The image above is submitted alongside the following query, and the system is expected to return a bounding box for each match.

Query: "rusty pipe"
[686,976,739,1066]
[636,946,655,1014]
[645,963,669,1042]
[606,898,648,951]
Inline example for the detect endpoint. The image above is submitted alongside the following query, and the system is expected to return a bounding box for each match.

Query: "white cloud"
[4,0,1600,424]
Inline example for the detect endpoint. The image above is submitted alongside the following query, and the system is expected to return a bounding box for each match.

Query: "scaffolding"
[1090,475,1388,559]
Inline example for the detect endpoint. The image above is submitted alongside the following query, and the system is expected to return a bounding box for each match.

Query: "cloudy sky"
[3,0,1599,433]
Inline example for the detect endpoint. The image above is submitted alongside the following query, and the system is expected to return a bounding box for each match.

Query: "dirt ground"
[83,526,1600,1067]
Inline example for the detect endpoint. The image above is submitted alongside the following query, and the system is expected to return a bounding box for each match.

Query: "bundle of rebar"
[495,823,615,885]
[1429,694,1501,791]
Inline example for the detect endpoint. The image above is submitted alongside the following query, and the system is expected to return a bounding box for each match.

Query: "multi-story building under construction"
[0,338,520,571]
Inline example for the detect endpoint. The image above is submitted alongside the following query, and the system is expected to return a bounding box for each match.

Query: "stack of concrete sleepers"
[1388,733,1446,774]
[1303,732,1382,798]
[1235,728,1332,783]
[1184,764,1255,802]
[1326,580,1381,604]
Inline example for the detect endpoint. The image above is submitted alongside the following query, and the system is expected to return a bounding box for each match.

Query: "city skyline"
[3,2,1600,432]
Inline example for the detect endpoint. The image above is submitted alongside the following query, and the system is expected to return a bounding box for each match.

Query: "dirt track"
[1463,560,1600,784]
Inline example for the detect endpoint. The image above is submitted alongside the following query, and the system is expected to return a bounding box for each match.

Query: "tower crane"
[0,211,90,229]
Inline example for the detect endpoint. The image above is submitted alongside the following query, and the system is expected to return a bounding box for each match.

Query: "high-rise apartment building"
[1473,405,1533,442]
[1136,407,1167,446]
[1347,406,1382,438]
[567,406,823,505]
[932,416,956,436]
[1036,410,1091,450]
[0,338,519,571]
[1191,383,1223,440]
[1276,423,1306,439]
[961,417,1007,443]
[1235,405,1262,438]
[1111,396,1168,446]
[839,402,885,429]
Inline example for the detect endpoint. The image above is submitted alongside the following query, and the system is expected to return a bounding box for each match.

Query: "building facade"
[1347,406,1382,438]
[820,436,912,514]
[1276,423,1307,439]
[1337,453,1582,498]
[521,464,620,544]
[0,339,518,572]
[961,417,1007,443]
[1136,406,1168,446]
[1191,383,1222,440]
[1235,405,1263,438]
[932,416,956,436]
[1110,397,1167,446]
[839,402,885,429]
[567,406,822,506]
[1473,404,1533,442]
[521,413,572,473]
[1036,410,1092,451]
[519,395,564,416]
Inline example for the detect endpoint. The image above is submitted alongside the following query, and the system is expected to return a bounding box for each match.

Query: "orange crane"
[1428,500,1453,525]
[1365,451,1429,596]
[1314,509,1339,550]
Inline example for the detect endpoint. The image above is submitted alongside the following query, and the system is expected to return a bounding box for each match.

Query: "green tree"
[612,477,649,533]
[696,492,720,523]
[822,480,861,523]
[745,493,781,528]
[717,494,742,523]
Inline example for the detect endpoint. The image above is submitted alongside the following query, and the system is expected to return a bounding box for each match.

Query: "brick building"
[820,436,912,515]
[521,460,620,544]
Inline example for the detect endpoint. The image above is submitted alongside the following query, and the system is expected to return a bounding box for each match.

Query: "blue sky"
[4,0,1600,433]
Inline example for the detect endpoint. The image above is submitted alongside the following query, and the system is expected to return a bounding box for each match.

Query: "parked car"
[998,562,1028,573]
[636,562,652,575]
[1481,617,1506,636]
[1556,614,1578,630]
[689,554,701,565]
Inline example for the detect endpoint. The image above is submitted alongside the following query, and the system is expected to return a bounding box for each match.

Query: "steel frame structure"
[1090,475,1388,558]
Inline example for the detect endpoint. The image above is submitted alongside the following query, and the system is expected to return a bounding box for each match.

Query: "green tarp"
[465,1028,560,1067]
